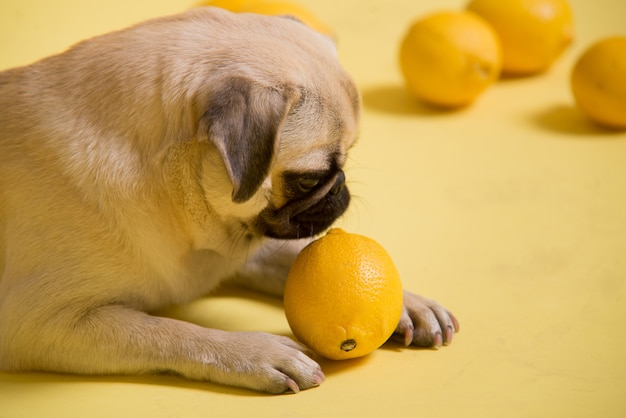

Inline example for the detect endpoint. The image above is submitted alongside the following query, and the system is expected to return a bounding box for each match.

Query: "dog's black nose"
[330,171,345,196]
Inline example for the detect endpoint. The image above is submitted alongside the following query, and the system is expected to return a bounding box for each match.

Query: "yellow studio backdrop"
[1,0,625,417]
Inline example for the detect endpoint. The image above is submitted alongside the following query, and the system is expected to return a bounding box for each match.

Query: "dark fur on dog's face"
[251,81,359,239]
[257,160,350,239]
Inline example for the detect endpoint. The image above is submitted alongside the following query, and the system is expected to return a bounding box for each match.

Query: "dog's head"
[194,11,360,240]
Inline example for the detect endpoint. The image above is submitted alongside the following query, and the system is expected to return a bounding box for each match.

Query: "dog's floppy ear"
[201,77,299,203]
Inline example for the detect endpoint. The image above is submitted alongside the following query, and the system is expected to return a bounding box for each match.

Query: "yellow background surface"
[1,0,625,417]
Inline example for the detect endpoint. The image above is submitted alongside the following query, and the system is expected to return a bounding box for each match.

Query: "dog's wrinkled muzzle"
[256,170,350,239]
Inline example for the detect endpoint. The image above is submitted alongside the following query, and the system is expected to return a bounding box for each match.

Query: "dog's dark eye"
[298,177,320,192]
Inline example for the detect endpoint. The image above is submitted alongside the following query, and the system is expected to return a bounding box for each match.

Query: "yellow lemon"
[570,36,626,130]
[399,10,502,108]
[203,0,256,11]
[284,229,404,360]
[203,0,334,37]
[467,0,574,75]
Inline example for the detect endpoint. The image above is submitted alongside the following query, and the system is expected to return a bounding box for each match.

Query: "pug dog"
[0,7,459,394]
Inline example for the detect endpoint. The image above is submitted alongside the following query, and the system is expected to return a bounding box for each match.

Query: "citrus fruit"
[570,36,626,130]
[467,0,574,75]
[399,10,502,108]
[204,0,333,37]
[204,0,256,11]
[283,228,404,360]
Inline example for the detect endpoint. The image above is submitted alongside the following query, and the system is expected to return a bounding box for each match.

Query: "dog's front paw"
[392,290,460,348]
[212,332,324,394]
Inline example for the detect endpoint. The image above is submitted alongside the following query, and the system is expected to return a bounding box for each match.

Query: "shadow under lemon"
[531,104,626,137]
[361,84,466,116]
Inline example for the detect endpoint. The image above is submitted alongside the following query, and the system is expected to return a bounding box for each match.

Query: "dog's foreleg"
[0,301,323,393]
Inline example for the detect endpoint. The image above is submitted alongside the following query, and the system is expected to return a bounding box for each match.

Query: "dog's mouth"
[255,170,350,239]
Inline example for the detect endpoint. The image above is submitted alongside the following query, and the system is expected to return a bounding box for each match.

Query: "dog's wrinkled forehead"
[276,79,360,173]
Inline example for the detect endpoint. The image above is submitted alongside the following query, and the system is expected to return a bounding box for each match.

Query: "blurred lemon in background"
[203,0,334,37]
[399,10,501,108]
[467,0,573,75]
[570,36,626,129]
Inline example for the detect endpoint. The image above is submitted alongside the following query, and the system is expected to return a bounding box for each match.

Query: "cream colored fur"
[0,7,458,393]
